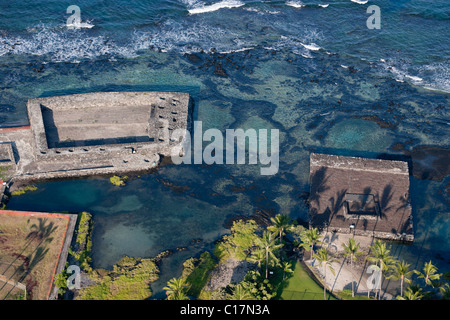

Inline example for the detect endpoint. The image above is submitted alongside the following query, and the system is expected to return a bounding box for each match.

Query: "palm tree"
[228,284,254,300]
[439,283,450,300]
[163,277,190,300]
[281,261,294,280]
[386,260,413,297]
[298,227,323,262]
[248,248,265,273]
[268,214,294,244]
[367,240,396,300]
[314,248,336,300]
[396,285,424,300]
[342,238,364,297]
[414,260,441,288]
[254,231,283,279]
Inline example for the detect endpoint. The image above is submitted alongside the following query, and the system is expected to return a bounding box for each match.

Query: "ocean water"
[2,0,449,297]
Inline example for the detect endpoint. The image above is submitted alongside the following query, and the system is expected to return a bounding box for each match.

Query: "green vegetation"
[63,210,450,301]
[214,219,258,262]
[5,292,26,300]
[297,227,323,260]
[76,256,159,300]
[414,260,442,287]
[342,238,364,297]
[68,212,93,272]
[397,285,424,300]
[109,175,128,186]
[267,214,295,244]
[182,214,450,301]
[364,240,446,300]
[234,270,275,300]
[314,248,336,300]
[0,165,11,181]
[278,260,336,300]
[11,184,37,196]
[163,277,190,300]
[54,266,70,295]
[367,239,396,300]
[181,251,217,298]
[252,231,283,279]
[337,289,372,300]
[386,260,413,297]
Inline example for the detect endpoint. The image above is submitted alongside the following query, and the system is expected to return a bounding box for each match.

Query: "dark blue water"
[2,0,449,297]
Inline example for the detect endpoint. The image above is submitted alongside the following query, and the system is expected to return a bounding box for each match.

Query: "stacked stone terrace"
[0,91,192,183]
[308,153,414,243]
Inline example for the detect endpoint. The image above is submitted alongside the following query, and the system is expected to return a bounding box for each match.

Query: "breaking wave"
[286,1,305,9]
[350,0,368,4]
[184,0,245,15]
[0,24,135,63]
[377,58,450,93]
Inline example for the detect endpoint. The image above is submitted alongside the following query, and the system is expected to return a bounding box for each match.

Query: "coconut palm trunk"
[342,238,363,297]
[255,231,282,279]
[367,240,395,300]
[314,248,335,300]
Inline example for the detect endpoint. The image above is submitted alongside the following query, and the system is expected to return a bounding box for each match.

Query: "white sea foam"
[350,0,368,4]
[318,4,329,8]
[376,57,450,93]
[130,20,251,54]
[218,47,255,54]
[300,42,321,51]
[387,66,423,84]
[187,0,244,15]
[0,24,135,62]
[66,22,95,29]
[0,20,256,62]
[244,7,280,15]
[417,62,450,93]
[404,74,423,82]
[286,1,305,8]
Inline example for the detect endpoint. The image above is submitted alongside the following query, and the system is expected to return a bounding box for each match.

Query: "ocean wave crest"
[0,24,135,62]
[286,1,305,9]
[378,58,450,93]
[184,0,245,15]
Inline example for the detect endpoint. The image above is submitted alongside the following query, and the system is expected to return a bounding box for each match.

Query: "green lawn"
[277,260,337,300]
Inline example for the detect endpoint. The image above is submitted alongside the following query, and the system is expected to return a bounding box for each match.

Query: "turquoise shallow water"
[2,0,449,297]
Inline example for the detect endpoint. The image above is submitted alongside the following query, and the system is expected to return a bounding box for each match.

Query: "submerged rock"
[350,115,398,129]
[214,63,228,77]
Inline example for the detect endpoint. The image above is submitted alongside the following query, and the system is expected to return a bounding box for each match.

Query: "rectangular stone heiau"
[0,91,192,181]
[308,153,413,242]
[27,92,191,154]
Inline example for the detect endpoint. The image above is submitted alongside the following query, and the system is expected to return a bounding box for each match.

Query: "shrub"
[109,175,128,186]
[11,185,37,196]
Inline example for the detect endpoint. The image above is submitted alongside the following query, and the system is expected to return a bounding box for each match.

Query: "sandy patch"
[308,232,397,299]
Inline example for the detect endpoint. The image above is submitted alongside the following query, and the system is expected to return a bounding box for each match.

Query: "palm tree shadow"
[275,260,297,299]
[327,188,348,227]
[309,167,330,211]
[7,218,58,287]
[395,190,412,236]
[15,245,50,285]
[26,218,58,242]
[377,184,394,219]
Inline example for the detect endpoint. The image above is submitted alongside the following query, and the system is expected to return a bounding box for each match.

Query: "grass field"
[277,260,337,300]
[0,211,70,300]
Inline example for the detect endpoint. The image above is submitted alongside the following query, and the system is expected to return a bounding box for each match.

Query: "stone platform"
[0,91,192,186]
